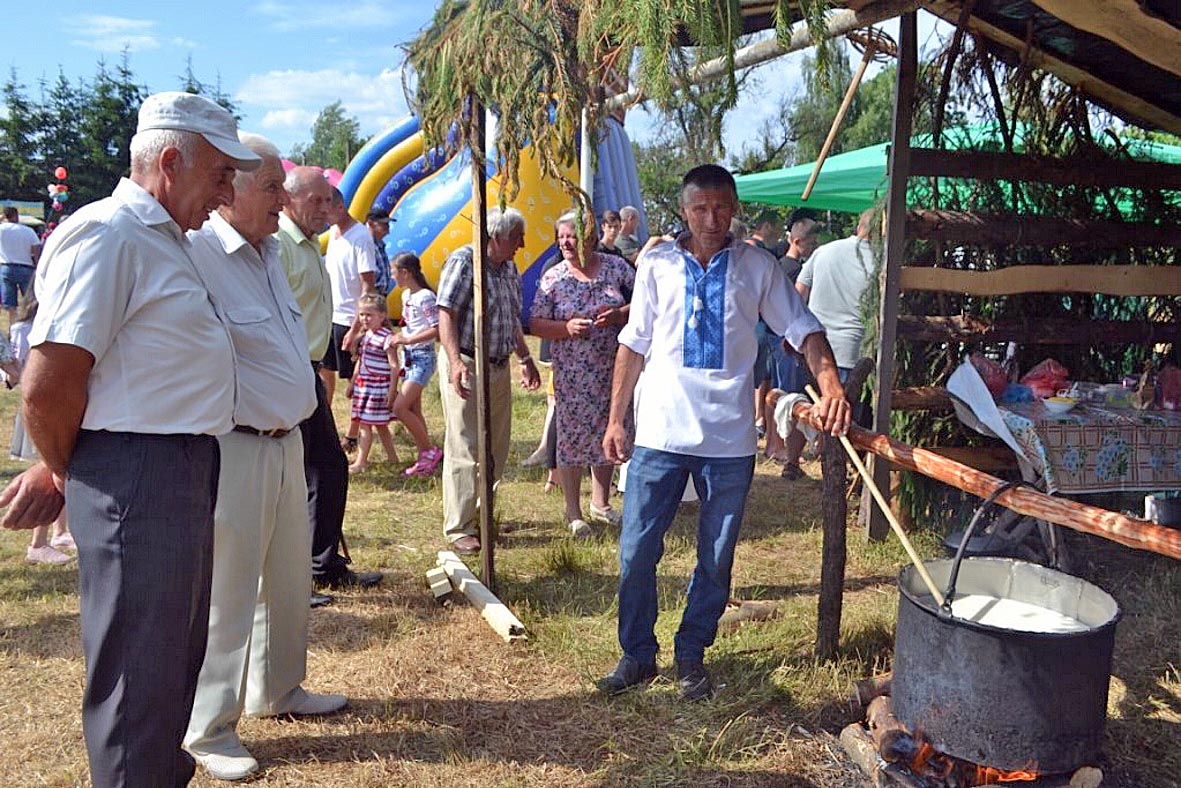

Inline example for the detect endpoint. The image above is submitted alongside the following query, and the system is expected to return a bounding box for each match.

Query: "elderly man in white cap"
[183,132,346,781]
[0,92,259,788]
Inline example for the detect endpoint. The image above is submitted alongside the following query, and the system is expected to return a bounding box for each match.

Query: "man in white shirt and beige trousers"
[184,134,347,781]
[0,92,261,788]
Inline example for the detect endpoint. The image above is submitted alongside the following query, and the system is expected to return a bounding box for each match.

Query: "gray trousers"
[68,430,220,788]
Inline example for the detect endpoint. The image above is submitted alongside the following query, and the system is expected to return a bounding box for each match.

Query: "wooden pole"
[867,10,917,541]
[792,403,1181,561]
[801,49,874,201]
[468,97,496,592]
[816,358,874,659]
[808,385,946,608]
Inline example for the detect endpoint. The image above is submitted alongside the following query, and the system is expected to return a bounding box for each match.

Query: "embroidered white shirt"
[619,235,824,457]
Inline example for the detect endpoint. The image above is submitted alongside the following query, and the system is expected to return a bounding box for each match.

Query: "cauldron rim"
[898,557,1122,639]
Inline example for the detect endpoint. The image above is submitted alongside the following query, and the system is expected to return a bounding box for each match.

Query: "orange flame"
[971,764,1040,784]
[907,740,1039,785]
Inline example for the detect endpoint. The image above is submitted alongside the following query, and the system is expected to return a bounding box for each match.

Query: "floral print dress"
[531,253,635,467]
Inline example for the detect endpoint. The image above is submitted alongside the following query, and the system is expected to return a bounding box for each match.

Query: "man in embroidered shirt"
[599,164,851,702]
[185,134,347,782]
[0,91,260,788]
[436,207,541,554]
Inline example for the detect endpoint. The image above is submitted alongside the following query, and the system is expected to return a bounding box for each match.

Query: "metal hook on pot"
[940,479,1035,617]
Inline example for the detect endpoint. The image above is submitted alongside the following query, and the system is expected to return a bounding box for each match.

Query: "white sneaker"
[50,533,76,552]
[190,746,259,781]
[261,686,348,717]
[26,545,73,565]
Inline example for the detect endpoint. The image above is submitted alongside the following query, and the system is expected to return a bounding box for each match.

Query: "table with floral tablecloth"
[999,402,1181,494]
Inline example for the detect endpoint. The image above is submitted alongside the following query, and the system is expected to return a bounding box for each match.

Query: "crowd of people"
[0,90,866,786]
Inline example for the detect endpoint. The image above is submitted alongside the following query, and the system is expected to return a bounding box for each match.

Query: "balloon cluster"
[46,166,70,212]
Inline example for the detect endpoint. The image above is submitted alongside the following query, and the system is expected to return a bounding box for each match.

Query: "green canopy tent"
[735,125,1181,214]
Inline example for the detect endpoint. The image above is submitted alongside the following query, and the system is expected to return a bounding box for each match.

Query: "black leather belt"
[460,349,510,367]
[233,425,293,439]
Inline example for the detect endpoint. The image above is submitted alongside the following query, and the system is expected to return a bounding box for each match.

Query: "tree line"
[0,54,362,217]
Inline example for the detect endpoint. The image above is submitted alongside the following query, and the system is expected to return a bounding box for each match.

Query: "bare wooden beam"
[899,264,1181,296]
[817,358,873,660]
[923,0,1181,135]
[869,11,918,541]
[890,386,954,412]
[438,551,527,641]
[1028,0,1181,79]
[791,404,1181,560]
[897,315,1181,345]
[604,0,921,110]
[908,148,1181,190]
[906,210,1181,248]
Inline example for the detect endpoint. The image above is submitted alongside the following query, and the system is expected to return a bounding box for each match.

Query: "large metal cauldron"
[892,486,1121,774]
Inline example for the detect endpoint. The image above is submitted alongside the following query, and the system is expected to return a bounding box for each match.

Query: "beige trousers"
[185,430,310,755]
[439,351,513,541]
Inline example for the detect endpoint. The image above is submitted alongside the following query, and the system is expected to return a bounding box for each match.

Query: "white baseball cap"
[136,91,262,171]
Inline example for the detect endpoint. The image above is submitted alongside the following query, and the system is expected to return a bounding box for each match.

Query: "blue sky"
[5,3,946,162]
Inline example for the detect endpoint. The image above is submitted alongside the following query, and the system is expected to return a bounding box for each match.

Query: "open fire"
[840,675,1102,788]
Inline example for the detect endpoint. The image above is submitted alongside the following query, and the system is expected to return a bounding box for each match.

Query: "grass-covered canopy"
[404,0,831,206]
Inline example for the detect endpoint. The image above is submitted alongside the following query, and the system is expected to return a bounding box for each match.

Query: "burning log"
[839,723,883,783]
[867,696,921,764]
[790,402,1181,560]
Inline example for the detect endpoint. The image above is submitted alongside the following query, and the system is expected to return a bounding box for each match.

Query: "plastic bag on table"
[969,352,1007,399]
[1020,358,1070,399]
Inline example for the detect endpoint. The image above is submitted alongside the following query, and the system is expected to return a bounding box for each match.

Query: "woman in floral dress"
[530,211,635,536]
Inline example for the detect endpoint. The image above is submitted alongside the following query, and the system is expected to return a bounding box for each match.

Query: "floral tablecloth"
[1000,402,1181,494]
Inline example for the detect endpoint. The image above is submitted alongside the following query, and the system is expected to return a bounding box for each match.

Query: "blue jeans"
[618,446,756,664]
[0,263,33,308]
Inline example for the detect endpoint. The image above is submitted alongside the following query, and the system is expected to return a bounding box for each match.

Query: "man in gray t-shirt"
[796,209,874,371]
[770,209,873,480]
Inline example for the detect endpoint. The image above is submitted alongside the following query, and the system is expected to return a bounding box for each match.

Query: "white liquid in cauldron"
[944,594,1089,633]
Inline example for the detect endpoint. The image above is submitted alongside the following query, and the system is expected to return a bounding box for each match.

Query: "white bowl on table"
[1042,396,1078,415]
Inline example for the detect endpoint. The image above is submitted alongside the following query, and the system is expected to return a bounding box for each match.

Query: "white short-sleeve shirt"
[0,221,41,266]
[619,235,824,458]
[29,178,236,435]
[325,221,377,326]
[188,213,316,431]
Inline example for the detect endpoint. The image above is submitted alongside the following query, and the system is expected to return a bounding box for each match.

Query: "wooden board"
[923,0,1181,134]
[906,211,1181,248]
[791,403,1181,560]
[896,315,1181,346]
[899,264,1181,296]
[1029,0,1181,78]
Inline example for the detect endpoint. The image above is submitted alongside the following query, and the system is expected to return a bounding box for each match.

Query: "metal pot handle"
[941,480,1033,615]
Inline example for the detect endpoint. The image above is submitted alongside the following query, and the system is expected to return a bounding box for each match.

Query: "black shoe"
[596,655,657,696]
[310,592,335,608]
[676,660,714,702]
[315,569,383,590]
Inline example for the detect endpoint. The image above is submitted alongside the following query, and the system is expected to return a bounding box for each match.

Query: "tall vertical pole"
[580,108,595,205]
[867,10,917,541]
[468,97,496,590]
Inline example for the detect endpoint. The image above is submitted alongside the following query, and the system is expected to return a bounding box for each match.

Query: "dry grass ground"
[0,365,1178,787]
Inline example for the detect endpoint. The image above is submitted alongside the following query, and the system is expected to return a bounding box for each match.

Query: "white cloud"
[252,1,400,32]
[67,15,160,52]
[236,67,410,147]
[259,108,317,131]
[171,37,199,49]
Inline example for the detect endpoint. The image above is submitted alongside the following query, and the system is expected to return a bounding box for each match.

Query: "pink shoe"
[424,446,443,462]
[26,545,73,565]
[50,533,76,552]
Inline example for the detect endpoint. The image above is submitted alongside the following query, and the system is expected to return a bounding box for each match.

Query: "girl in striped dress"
[346,293,400,473]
